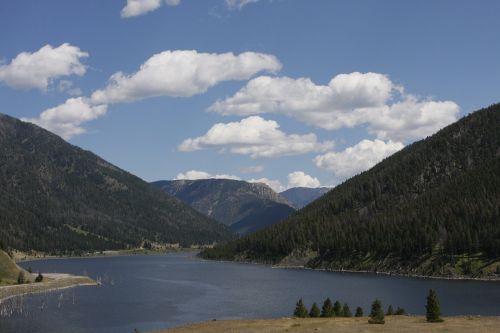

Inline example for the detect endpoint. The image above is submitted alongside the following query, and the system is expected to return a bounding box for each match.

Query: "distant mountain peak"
[152,178,295,234]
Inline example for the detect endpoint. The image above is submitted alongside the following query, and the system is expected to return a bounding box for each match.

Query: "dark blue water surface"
[1,252,499,333]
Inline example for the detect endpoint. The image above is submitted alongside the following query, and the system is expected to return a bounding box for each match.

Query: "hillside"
[0,113,232,254]
[0,250,26,285]
[201,103,500,278]
[152,179,295,234]
[280,187,330,208]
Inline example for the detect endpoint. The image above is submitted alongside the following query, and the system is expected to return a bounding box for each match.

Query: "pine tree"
[293,298,309,318]
[386,304,394,315]
[35,272,44,283]
[426,289,443,322]
[342,303,352,317]
[309,303,320,318]
[355,307,363,317]
[368,299,385,324]
[17,271,25,284]
[395,307,406,315]
[321,298,334,317]
[333,300,342,316]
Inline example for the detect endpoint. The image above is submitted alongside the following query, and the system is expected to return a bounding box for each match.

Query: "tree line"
[293,289,442,324]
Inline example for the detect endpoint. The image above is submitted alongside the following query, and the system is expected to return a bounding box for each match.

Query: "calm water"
[1,252,499,333]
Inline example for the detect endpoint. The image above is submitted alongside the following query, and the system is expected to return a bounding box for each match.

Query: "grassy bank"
[151,316,500,333]
[0,273,95,303]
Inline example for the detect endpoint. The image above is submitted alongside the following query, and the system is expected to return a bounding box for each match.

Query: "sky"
[1,0,499,191]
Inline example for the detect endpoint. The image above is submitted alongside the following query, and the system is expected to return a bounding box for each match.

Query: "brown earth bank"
[0,273,95,302]
[150,316,500,333]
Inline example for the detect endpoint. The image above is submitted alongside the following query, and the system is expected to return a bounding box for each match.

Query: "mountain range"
[152,179,296,234]
[201,103,500,279]
[0,113,232,254]
[280,187,330,209]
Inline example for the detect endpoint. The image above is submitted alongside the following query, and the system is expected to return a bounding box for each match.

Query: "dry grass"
[0,274,95,302]
[153,316,500,333]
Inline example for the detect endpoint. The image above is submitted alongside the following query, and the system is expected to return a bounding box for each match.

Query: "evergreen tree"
[35,272,44,283]
[426,289,443,322]
[395,307,407,315]
[368,299,385,324]
[333,300,342,316]
[355,307,363,317]
[293,298,309,318]
[386,304,394,315]
[309,303,320,318]
[321,298,334,317]
[342,303,352,317]
[17,271,25,284]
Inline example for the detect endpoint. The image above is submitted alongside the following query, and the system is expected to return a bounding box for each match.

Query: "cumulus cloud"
[314,139,404,179]
[22,98,107,140]
[209,72,459,142]
[0,44,88,91]
[175,170,240,180]
[240,165,264,173]
[287,171,321,188]
[226,0,260,10]
[57,80,82,96]
[91,50,281,104]
[178,116,334,158]
[121,0,180,18]
[249,171,322,192]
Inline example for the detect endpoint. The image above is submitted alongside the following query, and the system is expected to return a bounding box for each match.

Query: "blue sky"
[1,0,499,191]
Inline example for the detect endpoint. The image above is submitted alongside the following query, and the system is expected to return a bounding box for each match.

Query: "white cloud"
[121,0,180,18]
[91,50,281,104]
[314,139,404,179]
[178,116,334,158]
[240,165,264,173]
[175,170,241,180]
[365,96,459,142]
[209,72,459,142]
[57,80,82,96]
[22,98,107,140]
[287,171,321,188]
[0,44,88,91]
[226,0,260,10]
[249,177,284,192]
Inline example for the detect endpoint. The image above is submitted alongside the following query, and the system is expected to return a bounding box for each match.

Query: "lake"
[1,252,499,333]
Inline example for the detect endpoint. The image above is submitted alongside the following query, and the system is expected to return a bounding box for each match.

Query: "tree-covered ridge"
[202,103,500,277]
[0,113,233,253]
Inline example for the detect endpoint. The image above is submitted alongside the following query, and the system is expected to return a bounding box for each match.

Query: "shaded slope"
[0,113,232,253]
[202,103,500,277]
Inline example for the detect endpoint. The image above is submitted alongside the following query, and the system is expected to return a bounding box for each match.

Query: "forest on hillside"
[202,104,500,276]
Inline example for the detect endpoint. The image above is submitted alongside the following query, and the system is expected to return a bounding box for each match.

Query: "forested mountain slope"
[0,114,232,254]
[152,179,295,234]
[202,103,500,278]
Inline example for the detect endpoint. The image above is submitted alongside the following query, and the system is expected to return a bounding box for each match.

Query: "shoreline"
[199,257,500,282]
[275,264,500,282]
[13,250,500,283]
[13,248,195,263]
[0,273,96,304]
